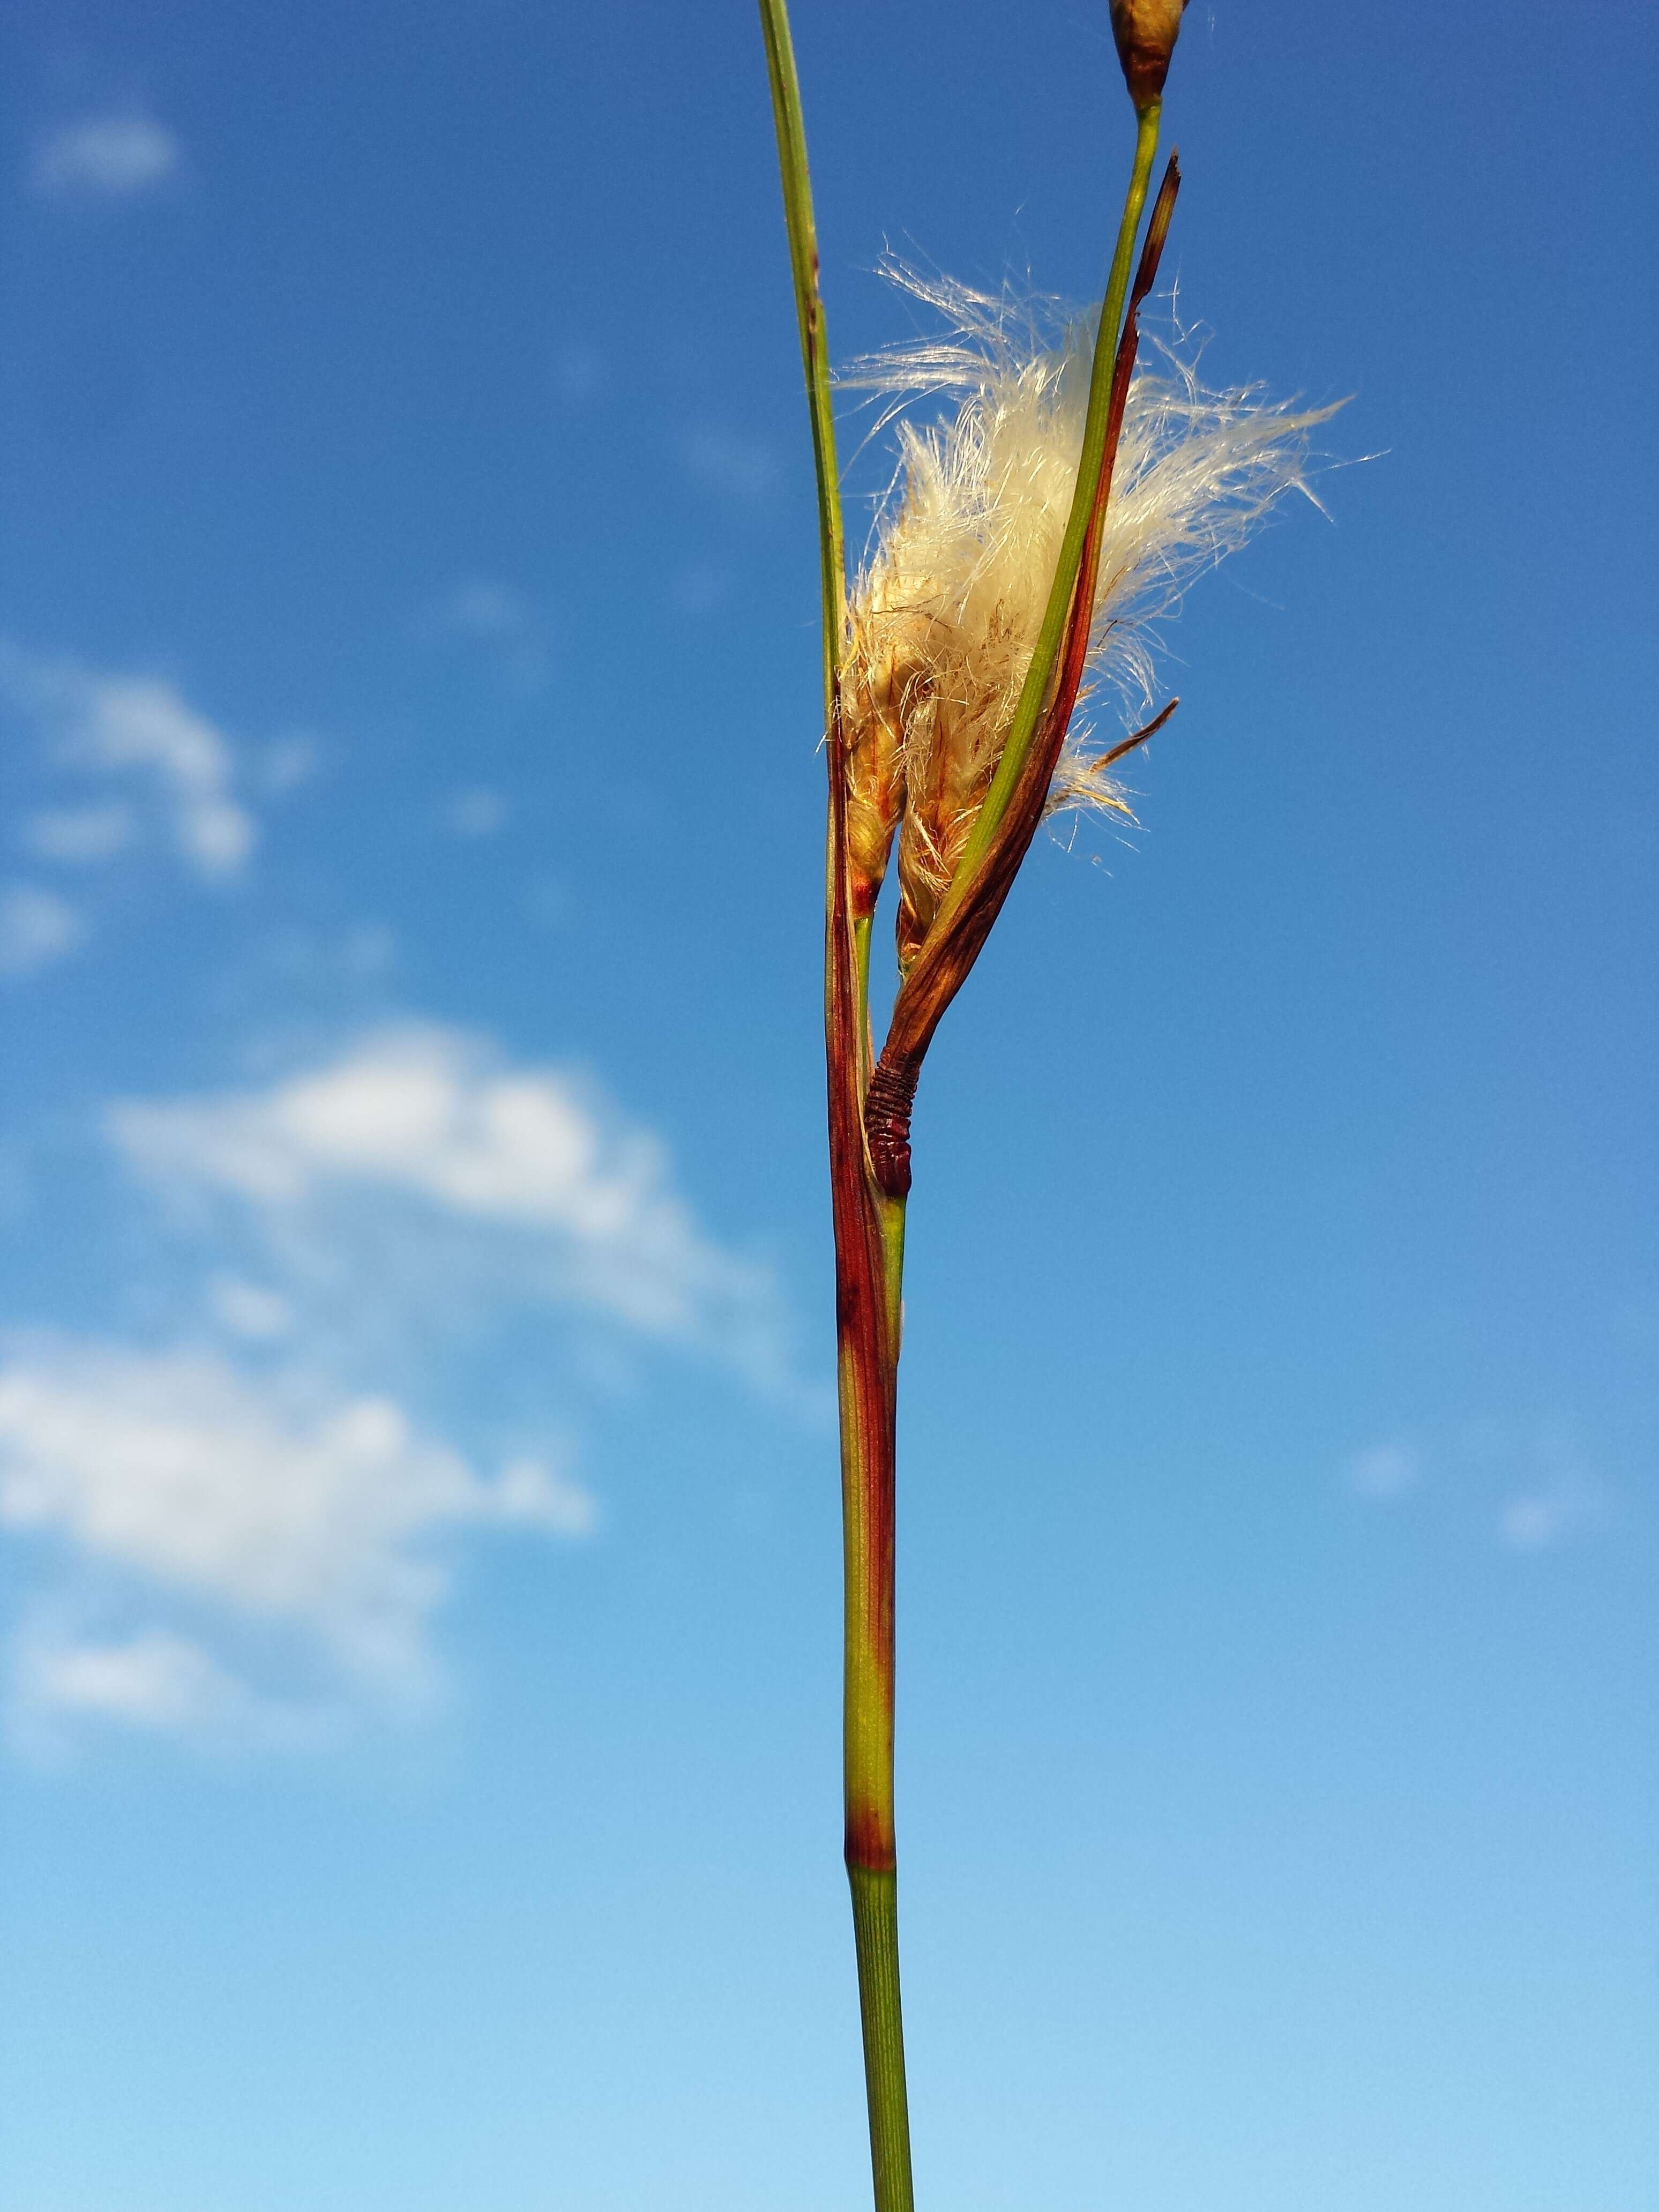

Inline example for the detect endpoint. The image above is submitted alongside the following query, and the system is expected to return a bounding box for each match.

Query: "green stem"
[839,1191,910,2212]
[839,1190,907,1873]
[757,0,845,712]
[849,1866,914,2212]
[948,98,1162,900]
[853,914,874,1088]
[760,6,916,2204]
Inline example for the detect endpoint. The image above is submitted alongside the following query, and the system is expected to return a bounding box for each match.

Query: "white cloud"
[109,1023,780,1362]
[254,735,321,796]
[1499,1496,1566,1550]
[1345,1442,1418,1500]
[1498,1467,1608,1552]
[70,674,251,872]
[433,580,551,692]
[17,1629,265,1736]
[0,1022,791,1753]
[0,1339,594,1746]
[1345,1421,1613,1552]
[207,1274,293,1341]
[0,645,254,878]
[441,581,532,639]
[24,803,137,863]
[33,113,182,200]
[445,786,507,837]
[0,885,86,976]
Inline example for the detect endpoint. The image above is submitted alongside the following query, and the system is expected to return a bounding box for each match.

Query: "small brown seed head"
[841,623,913,923]
[891,611,1014,974]
[1109,0,1187,110]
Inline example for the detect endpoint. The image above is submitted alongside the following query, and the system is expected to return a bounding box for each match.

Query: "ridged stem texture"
[759,6,915,2204]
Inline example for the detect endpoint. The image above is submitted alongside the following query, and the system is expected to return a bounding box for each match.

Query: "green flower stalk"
[759,4,1324,2202]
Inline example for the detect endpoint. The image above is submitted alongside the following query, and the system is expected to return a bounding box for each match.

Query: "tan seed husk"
[1109,0,1187,110]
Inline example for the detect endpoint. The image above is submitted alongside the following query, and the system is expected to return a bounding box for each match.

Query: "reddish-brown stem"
[827,681,916,2208]
[825,691,900,1869]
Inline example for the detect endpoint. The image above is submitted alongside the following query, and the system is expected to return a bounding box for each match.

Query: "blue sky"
[0,2,1655,2207]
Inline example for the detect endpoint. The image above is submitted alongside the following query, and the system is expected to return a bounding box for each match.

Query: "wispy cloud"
[24,803,136,864]
[0,1020,791,1753]
[1343,1419,1612,1551]
[253,735,321,797]
[0,885,86,977]
[441,581,532,639]
[109,1022,783,1366]
[16,1627,280,1743]
[1496,1432,1609,1552]
[444,786,508,838]
[206,1274,294,1341]
[1344,1441,1419,1500]
[32,113,182,201]
[1,645,255,878]
[0,1339,593,1752]
[432,580,552,692]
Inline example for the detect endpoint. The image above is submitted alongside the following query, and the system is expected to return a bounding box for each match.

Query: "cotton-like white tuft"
[838,267,1335,966]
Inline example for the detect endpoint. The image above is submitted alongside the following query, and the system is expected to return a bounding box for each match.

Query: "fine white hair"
[840,264,1336,845]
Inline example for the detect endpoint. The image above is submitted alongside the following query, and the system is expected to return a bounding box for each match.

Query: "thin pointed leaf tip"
[1110,0,1189,110]
[839,272,1337,973]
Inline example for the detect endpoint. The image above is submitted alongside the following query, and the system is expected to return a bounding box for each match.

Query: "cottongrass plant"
[840,268,1326,970]
[759,3,1330,2202]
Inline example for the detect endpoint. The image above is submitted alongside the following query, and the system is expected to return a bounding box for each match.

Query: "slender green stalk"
[839,1192,910,2212]
[849,1865,913,2212]
[829,1033,913,2212]
[947,98,1162,904]
[757,0,844,714]
[760,5,915,2204]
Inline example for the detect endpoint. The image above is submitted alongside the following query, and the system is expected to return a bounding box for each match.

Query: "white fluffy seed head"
[839,268,1335,968]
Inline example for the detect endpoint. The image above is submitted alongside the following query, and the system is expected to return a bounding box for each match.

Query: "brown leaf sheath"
[864,155,1182,1199]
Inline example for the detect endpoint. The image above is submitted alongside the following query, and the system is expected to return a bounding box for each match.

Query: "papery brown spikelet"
[841,611,916,923]
[891,607,1022,973]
